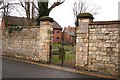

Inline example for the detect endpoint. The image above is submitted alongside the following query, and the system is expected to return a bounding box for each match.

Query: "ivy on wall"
[5,26,23,33]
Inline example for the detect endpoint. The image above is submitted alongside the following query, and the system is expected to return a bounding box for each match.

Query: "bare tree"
[0,2,9,16]
[73,0,87,19]
[0,0,19,16]
[31,0,35,20]
[23,0,65,25]
[0,2,10,27]
[0,0,17,27]
[73,0,100,26]
[8,0,65,25]
[19,0,31,25]
[0,0,65,26]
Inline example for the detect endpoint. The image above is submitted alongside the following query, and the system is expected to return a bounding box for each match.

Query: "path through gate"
[51,41,76,68]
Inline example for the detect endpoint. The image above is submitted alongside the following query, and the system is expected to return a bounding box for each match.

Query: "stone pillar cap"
[77,13,94,19]
[40,16,54,22]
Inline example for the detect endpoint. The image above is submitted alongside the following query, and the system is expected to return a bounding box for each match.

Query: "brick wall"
[2,20,53,63]
[76,18,120,77]
[53,29,62,43]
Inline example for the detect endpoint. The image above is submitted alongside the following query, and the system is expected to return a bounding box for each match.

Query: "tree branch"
[31,2,38,11]
[48,0,65,13]
[20,2,26,10]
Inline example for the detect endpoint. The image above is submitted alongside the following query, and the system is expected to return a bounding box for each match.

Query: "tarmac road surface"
[2,57,116,79]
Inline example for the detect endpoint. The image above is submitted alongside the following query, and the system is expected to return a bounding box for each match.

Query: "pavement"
[1,56,117,79]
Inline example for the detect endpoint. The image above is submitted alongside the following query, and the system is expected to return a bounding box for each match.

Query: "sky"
[0,0,120,28]
[49,0,120,27]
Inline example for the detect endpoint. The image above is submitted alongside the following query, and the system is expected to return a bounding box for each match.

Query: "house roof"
[53,21,62,29]
[2,16,62,29]
[64,26,75,36]
[3,16,28,26]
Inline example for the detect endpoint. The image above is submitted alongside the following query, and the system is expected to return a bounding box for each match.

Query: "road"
[2,57,115,79]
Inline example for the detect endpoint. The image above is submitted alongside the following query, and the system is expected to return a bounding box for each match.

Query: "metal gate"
[50,33,76,68]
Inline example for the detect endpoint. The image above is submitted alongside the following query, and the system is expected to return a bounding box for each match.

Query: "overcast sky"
[0,0,120,28]
[49,0,120,27]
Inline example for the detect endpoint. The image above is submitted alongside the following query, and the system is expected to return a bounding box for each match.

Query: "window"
[57,30,59,33]
[56,37,59,40]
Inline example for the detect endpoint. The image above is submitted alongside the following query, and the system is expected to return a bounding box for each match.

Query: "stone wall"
[76,19,120,77]
[2,20,53,63]
[88,23,120,76]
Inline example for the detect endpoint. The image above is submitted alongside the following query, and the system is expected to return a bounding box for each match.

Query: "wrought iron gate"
[50,36,76,68]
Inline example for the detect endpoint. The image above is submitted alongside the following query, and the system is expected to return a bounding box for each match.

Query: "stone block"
[79,47,82,51]
[101,52,107,55]
[92,47,97,51]
[92,36,97,39]
[103,56,110,62]
[82,47,88,52]
[104,43,111,47]
[109,57,117,64]
[89,43,93,47]
[96,55,102,60]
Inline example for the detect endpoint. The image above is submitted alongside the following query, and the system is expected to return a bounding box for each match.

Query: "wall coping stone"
[22,26,40,28]
[77,13,94,19]
[40,16,54,22]
[89,21,120,25]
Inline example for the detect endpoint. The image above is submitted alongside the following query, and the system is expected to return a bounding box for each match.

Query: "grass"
[52,55,61,63]
[52,53,75,63]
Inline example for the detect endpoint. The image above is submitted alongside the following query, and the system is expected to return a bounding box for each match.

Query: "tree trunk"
[32,0,35,25]
[25,2,30,25]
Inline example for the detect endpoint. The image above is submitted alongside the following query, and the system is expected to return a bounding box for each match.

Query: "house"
[63,26,75,44]
[52,21,62,44]
[1,16,62,43]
